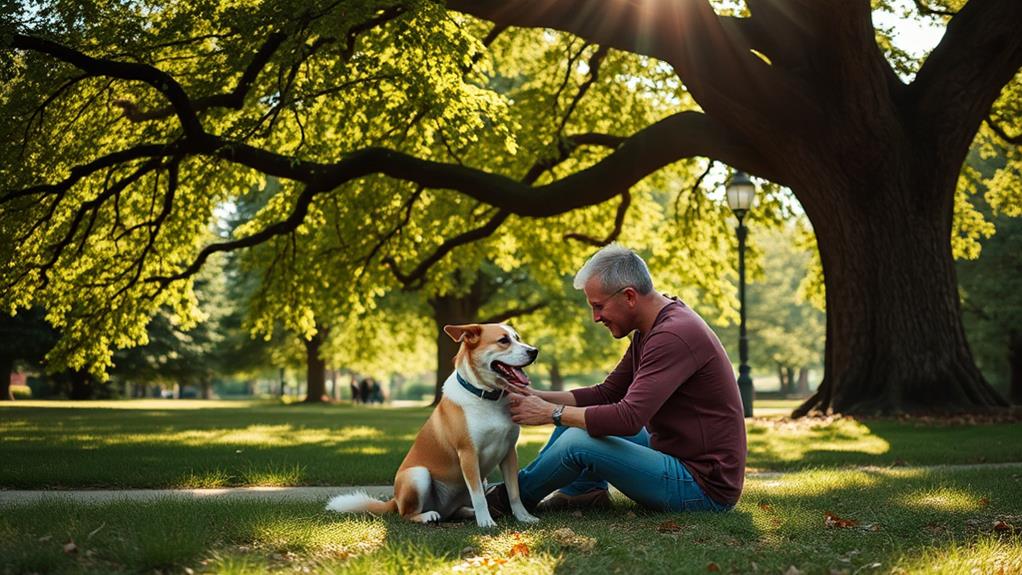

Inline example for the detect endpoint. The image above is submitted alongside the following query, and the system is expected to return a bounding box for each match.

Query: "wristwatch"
[551,404,565,426]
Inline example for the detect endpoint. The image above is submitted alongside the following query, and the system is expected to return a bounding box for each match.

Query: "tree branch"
[479,301,548,324]
[563,190,630,246]
[112,31,286,122]
[912,0,957,17]
[9,34,203,138]
[985,115,1022,145]
[909,0,1022,163]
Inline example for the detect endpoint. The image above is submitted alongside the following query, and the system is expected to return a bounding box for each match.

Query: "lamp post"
[726,170,756,417]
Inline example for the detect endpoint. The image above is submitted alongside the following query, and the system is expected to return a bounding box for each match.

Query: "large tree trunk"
[429,283,485,406]
[0,357,13,401]
[548,357,564,392]
[795,173,1008,415]
[68,370,94,400]
[796,367,810,395]
[302,326,330,403]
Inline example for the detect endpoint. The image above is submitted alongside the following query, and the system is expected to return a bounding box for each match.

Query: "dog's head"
[443,323,538,392]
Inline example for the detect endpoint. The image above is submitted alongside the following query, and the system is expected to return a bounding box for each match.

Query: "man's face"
[583,276,636,339]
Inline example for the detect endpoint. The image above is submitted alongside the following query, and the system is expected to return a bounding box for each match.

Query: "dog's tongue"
[509,366,531,387]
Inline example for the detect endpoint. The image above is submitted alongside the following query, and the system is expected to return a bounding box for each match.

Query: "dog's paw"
[412,510,441,524]
[475,515,498,529]
[514,511,540,523]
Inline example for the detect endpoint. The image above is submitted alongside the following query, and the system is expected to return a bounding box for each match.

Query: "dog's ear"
[444,324,482,343]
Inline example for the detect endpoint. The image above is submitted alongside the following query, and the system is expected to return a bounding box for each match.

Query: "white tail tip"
[325,490,380,513]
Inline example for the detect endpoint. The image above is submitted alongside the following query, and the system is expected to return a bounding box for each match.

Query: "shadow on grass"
[1,466,1018,574]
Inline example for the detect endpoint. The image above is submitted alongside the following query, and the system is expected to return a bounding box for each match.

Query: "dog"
[326,323,540,527]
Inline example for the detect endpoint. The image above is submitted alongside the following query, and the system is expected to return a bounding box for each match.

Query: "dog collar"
[456,371,506,401]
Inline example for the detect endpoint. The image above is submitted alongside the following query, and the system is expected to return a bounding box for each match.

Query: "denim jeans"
[517,425,731,512]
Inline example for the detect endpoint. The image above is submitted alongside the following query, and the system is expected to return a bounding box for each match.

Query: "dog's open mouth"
[491,361,531,388]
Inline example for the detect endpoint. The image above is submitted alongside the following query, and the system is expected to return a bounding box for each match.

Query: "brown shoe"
[484,483,511,518]
[536,488,612,512]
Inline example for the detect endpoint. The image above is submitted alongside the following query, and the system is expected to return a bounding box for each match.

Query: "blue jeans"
[517,426,731,512]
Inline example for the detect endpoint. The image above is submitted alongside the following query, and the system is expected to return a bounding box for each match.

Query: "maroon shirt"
[571,299,747,505]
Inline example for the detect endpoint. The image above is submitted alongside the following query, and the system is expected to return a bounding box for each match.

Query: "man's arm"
[529,389,577,406]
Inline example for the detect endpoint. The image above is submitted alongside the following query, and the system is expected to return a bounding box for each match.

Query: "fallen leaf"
[508,542,530,557]
[551,528,596,552]
[824,512,858,529]
[993,520,1011,532]
[571,510,583,518]
[758,502,773,512]
[784,566,802,575]
[37,535,52,543]
[656,520,683,533]
[626,511,638,519]
[460,546,477,558]
[63,541,77,554]
[979,497,990,508]
[860,523,881,532]
[707,562,720,572]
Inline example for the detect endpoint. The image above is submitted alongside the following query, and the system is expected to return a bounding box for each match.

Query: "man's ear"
[443,324,482,343]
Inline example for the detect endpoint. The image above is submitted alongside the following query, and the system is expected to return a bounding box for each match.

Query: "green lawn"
[1,467,1019,574]
[2,400,1020,488]
[2,400,1020,574]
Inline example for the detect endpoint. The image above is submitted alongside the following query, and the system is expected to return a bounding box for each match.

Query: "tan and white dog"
[325,323,540,527]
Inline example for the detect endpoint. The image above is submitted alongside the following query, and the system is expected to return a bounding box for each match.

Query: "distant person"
[371,379,383,404]
[350,381,361,404]
[358,378,370,404]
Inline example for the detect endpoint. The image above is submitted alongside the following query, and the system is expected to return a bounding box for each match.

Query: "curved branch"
[912,0,957,17]
[909,0,1022,158]
[10,34,203,138]
[563,190,630,246]
[113,31,286,122]
[985,115,1022,145]
[479,301,548,324]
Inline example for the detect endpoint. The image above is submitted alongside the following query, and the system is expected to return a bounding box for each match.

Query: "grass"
[1,466,1019,574]
[2,400,1021,488]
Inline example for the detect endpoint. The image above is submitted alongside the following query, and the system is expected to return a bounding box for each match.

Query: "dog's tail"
[325,490,397,515]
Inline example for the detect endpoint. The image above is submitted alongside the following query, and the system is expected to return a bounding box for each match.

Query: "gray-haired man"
[489,244,746,513]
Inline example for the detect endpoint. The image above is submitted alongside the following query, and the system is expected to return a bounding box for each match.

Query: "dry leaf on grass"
[824,512,858,528]
[656,520,683,533]
[508,542,530,557]
[63,541,77,554]
[707,561,720,572]
[784,566,802,575]
[758,502,773,512]
[551,528,596,552]
[979,497,991,507]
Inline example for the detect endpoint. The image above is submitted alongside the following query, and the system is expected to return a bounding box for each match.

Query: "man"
[489,244,746,514]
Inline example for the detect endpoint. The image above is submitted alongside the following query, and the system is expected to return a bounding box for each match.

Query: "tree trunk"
[302,326,329,403]
[548,357,564,392]
[1010,330,1022,405]
[796,367,810,395]
[776,364,786,394]
[0,357,13,400]
[795,173,1008,416]
[68,370,94,400]
[428,276,487,405]
[201,380,212,399]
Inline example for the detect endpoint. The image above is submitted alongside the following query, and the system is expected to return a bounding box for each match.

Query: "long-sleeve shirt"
[571,298,747,506]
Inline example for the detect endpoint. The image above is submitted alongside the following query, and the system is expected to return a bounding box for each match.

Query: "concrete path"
[2,462,1019,507]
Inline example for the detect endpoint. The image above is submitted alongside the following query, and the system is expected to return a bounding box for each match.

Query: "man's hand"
[508,394,556,426]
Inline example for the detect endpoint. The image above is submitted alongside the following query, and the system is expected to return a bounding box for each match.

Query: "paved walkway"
[2,462,1019,507]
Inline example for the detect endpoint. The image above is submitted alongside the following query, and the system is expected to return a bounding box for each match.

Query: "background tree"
[5,0,1019,415]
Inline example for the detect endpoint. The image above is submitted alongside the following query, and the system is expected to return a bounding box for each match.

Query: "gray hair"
[572,244,654,295]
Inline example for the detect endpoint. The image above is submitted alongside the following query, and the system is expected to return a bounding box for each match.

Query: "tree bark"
[548,357,564,392]
[0,357,13,400]
[796,367,810,395]
[302,326,330,403]
[794,171,1008,415]
[428,279,485,405]
[68,370,94,400]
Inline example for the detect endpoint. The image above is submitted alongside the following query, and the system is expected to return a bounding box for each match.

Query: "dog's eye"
[498,336,511,344]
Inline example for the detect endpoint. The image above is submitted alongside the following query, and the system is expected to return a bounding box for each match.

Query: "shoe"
[484,483,511,518]
[535,488,611,512]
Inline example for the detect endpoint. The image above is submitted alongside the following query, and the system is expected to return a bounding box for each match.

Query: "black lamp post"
[726,170,756,417]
